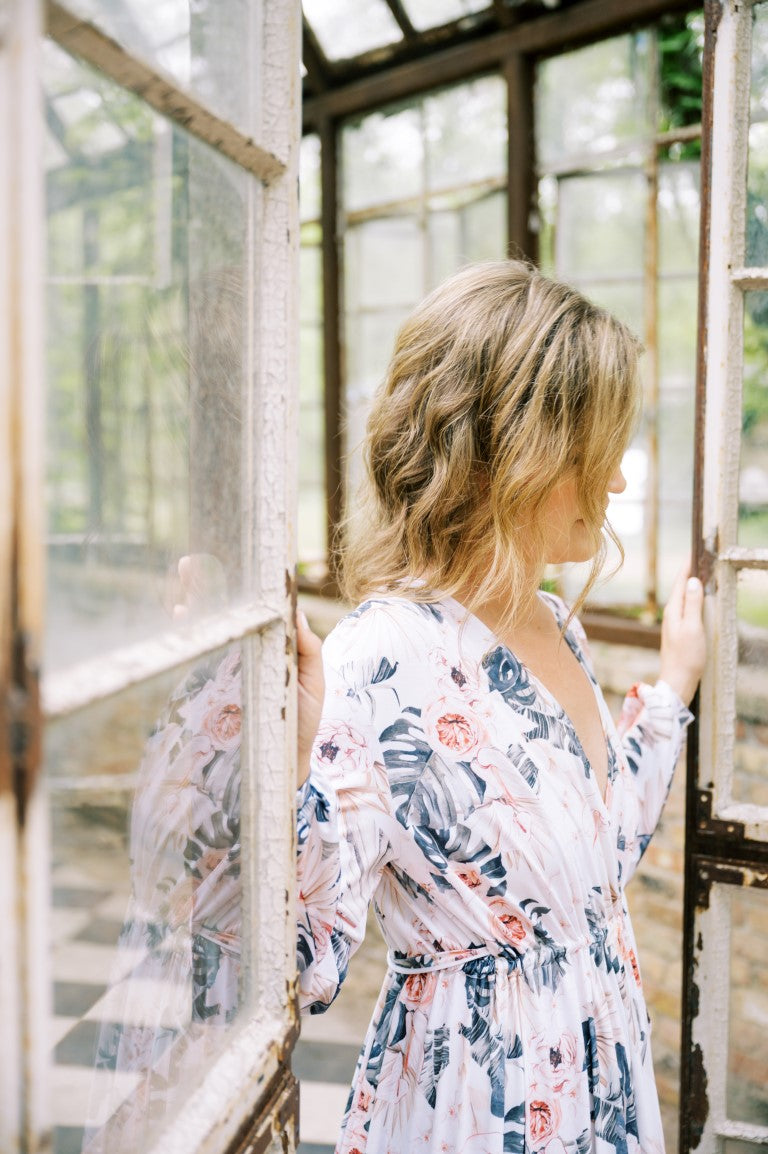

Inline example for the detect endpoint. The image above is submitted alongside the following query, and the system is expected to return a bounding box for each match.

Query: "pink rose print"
[424,697,486,758]
[401,971,437,1010]
[529,1098,561,1145]
[436,713,475,752]
[489,899,530,946]
[314,719,374,777]
[456,867,483,890]
[202,701,241,751]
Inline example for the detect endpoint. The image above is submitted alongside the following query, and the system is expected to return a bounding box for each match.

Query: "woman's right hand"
[659,566,706,707]
[296,609,324,788]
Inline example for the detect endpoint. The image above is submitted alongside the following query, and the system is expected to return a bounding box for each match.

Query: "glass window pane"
[342,106,424,214]
[49,645,248,1151]
[658,161,700,275]
[747,2,768,266]
[734,568,768,809]
[345,217,424,311]
[726,883,768,1126]
[303,0,402,61]
[300,134,322,223]
[741,293,768,546]
[45,43,255,670]
[536,34,652,171]
[556,172,646,281]
[424,76,506,193]
[401,0,489,32]
[51,0,259,137]
[299,240,325,569]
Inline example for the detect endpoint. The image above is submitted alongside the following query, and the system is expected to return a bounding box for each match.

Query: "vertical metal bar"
[505,50,537,262]
[9,0,49,1147]
[681,3,751,1151]
[643,33,660,617]
[320,115,343,590]
[0,4,22,1147]
[679,8,719,1154]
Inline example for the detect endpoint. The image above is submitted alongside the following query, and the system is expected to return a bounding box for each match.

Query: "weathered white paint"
[730,266,768,289]
[6,0,52,1148]
[45,1,287,184]
[721,545,768,568]
[700,0,768,836]
[0,0,301,1149]
[42,602,282,719]
[693,3,768,1150]
[0,2,22,1147]
[144,0,302,1148]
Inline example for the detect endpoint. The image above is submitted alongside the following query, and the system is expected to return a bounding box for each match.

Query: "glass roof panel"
[302,0,403,61]
[401,0,490,33]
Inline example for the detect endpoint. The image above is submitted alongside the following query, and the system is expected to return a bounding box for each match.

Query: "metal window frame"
[681,2,768,1150]
[2,1,302,1151]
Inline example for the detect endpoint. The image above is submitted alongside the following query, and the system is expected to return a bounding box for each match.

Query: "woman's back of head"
[340,259,641,627]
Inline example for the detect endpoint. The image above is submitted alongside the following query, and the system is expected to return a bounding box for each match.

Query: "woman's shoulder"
[323,594,452,670]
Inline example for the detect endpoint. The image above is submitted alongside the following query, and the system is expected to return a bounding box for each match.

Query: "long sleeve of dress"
[563,608,694,884]
[615,678,693,882]
[296,630,402,1014]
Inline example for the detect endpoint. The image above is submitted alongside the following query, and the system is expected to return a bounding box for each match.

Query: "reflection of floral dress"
[297,594,692,1154]
[83,648,243,1153]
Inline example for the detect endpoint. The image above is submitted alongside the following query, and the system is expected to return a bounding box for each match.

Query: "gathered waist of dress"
[387,912,630,979]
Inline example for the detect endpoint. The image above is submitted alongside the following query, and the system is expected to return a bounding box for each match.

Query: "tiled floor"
[49,858,388,1154]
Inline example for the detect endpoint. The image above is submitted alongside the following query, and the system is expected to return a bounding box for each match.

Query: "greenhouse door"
[1,1,302,1152]
[681,1,768,1150]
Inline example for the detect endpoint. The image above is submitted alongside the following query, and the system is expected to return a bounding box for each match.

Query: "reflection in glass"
[734,568,768,809]
[536,34,651,169]
[53,0,256,136]
[48,645,246,1152]
[726,884,768,1127]
[741,293,768,546]
[303,0,402,61]
[45,43,253,669]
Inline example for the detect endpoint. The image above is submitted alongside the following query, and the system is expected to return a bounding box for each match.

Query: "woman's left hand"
[296,609,324,787]
[659,566,706,707]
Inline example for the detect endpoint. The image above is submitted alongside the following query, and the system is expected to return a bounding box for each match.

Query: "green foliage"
[658,12,704,160]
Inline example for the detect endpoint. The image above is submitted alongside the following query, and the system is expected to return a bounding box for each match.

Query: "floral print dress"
[296,593,692,1154]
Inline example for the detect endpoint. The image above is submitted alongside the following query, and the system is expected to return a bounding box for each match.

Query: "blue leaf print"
[503,1101,526,1153]
[616,1042,639,1141]
[593,1087,629,1154]
[419,1026,451,1109]
[582,1016,599,1098]
[483,647,538,709]
[383,715,486,829]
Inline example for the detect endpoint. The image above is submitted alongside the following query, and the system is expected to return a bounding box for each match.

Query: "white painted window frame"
[699,0,768,840]
[692,1,768,1149]
[2,1,302,1151]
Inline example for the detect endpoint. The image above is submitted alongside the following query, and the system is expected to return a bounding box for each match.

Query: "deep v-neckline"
[447,592,615,810]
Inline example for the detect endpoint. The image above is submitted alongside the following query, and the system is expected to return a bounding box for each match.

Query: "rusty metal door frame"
[682,2,768,1150]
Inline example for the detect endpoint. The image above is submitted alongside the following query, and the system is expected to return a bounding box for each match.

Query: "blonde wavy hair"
[339,259,641,630]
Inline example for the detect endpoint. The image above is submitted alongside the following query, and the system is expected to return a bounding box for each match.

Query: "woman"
[295,260,705,1154]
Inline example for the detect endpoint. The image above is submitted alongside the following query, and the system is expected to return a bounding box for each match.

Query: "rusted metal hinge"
[9,628,41,828]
